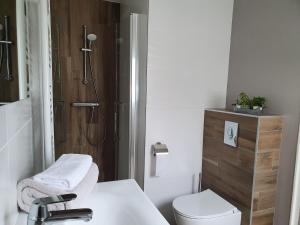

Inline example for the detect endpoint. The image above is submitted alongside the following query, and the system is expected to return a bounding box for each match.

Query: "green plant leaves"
[236,92,266,109]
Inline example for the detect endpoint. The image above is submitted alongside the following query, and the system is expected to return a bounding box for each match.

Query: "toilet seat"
[172,189,238,220]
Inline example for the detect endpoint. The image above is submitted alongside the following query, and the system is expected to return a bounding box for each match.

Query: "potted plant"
[235,92,251,109]
[233,92,266,115]
[252,96,266,111]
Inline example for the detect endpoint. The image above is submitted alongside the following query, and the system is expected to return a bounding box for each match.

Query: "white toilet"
[172,189,241,225]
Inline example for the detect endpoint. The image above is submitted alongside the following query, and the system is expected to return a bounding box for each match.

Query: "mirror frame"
[0,0,29,105]
[16,0,28,100]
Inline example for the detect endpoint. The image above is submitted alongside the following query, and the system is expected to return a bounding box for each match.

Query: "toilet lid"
[172,189,238,220]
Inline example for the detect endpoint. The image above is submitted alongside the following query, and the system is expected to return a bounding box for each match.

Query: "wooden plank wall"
[202,110,283,225]
[202,110,258,225]
[252,117,283,225]
[0,0,19,102]
[50,0,120,181]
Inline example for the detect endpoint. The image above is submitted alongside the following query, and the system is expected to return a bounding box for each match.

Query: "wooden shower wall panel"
[50,0,120,181]
[202,110,283,225]
[0,0,19,102]
[202,110,258,225]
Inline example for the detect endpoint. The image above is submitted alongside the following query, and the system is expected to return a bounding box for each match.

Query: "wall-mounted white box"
[224,121,238,147]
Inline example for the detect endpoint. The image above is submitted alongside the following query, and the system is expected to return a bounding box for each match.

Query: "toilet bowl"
[172,189,241,225]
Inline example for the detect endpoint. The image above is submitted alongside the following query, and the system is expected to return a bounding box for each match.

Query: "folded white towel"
[33,154,93,191]
[18,163,99,213]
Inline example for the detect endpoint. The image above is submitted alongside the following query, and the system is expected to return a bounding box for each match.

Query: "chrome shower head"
[87,34,97,42]
[87,34,97,49]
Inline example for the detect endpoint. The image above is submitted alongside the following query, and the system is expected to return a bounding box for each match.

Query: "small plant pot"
[234,105,264,115]
[234,105,250,114]
[241,105,250,109]
[251,106,264,115]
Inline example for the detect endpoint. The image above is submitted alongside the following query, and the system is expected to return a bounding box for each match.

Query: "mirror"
[0,0,28,105]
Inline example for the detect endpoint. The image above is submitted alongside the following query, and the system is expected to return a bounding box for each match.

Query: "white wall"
[144,0,234,222]
[0,99,34,225]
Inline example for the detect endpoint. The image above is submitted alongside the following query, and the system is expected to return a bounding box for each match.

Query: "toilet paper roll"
[154,152,168,177]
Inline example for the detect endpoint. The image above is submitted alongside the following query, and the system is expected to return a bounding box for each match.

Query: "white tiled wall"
[0,99,34,225]
[144,0,234,223]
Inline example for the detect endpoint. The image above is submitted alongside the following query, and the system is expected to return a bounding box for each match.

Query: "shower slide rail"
[0,16,13,81]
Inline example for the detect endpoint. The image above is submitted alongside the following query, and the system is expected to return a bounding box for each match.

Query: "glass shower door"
[118,13,148,188]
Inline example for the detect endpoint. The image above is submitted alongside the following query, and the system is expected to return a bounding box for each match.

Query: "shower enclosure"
[50,0,147,185]
[0,0,19,103]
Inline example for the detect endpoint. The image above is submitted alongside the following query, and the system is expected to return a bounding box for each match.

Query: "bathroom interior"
[1,0,300,225]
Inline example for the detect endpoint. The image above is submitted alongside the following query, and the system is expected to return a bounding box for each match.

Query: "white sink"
[16,179,169,225]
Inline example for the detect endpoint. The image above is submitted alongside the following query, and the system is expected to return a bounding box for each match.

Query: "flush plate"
[224,121,238,147]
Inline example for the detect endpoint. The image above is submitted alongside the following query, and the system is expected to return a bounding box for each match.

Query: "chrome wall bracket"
[152,142,169,156]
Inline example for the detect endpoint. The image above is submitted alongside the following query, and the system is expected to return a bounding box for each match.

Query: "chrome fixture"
[80,25,99,103]
[78,26,102,147]
[152,142,169,156]
[27,194,93,225]
[72,102,100,107]
[81,25,88,85]
[81,26,97,86]
[0,16,13,81]
[87,33,97,49]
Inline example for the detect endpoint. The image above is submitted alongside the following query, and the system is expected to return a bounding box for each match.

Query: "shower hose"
[85,51,107,148]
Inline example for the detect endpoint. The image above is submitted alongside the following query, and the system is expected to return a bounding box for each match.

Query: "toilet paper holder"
[152,142,169,156]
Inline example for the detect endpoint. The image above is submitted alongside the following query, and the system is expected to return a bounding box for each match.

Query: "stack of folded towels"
[17,154,99,212]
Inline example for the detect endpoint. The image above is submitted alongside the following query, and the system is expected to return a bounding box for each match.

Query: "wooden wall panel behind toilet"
[202,109,283,225]
[252,117,283,225]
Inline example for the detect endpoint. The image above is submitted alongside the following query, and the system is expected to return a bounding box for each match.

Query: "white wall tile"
[145,107,203,178]
[0,99,34,225]
[144,0,234,222]
[8,120,34,182]
[144,107,204,223]
[0,107,7,149]
[5,99,31,138]
[146,0,233,108]
[145,173,198,222]
[0,148,13,225]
